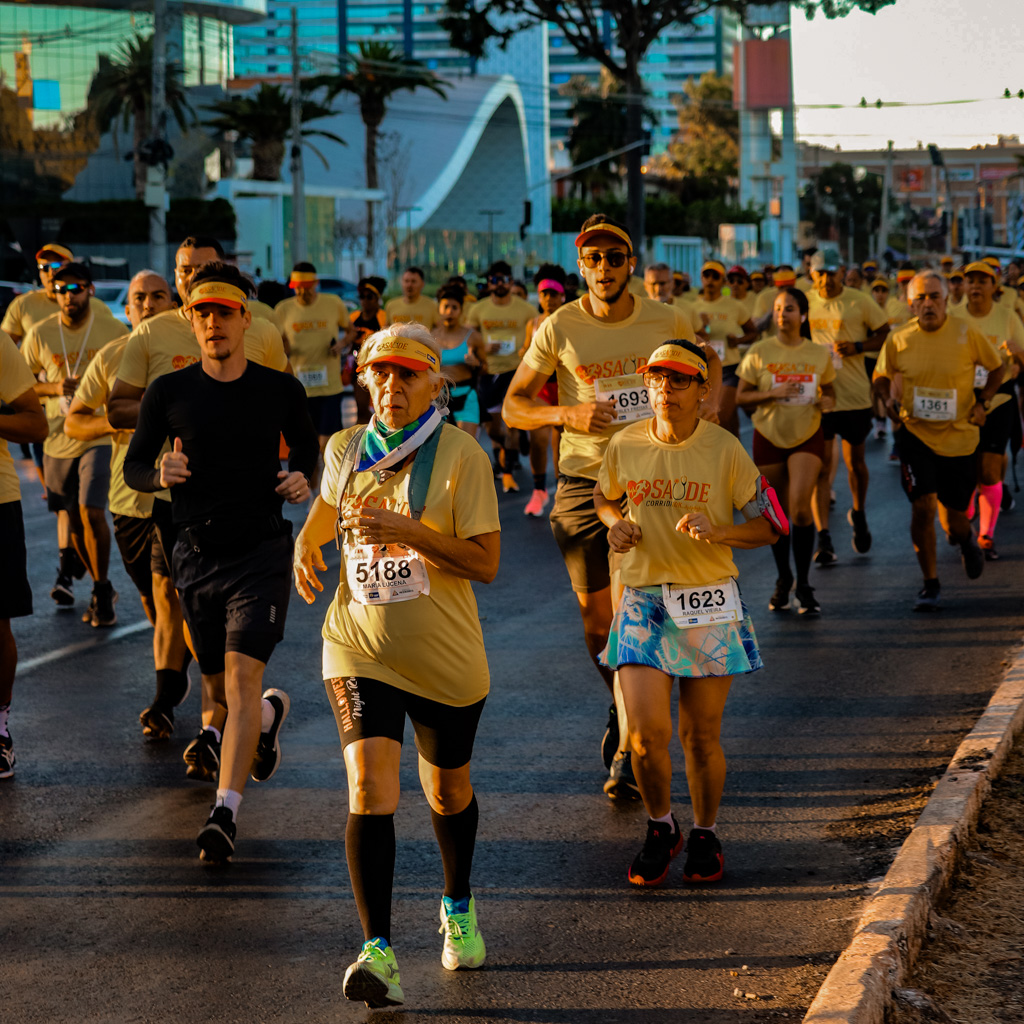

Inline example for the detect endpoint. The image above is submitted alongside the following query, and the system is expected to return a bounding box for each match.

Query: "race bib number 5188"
[346,542,430,605]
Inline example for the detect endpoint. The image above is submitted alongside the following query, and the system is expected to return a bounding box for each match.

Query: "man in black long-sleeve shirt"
[125,263,318,863]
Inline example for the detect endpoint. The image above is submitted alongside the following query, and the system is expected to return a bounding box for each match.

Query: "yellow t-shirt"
[384,294,437,329]
[598,418,761,588]
[274,293,348,396]
[752,287,784,338]
[950,302,1024,411]
[883,296,912,327]
[0,331,39,504]
[875,316,1002,457]
[807,288,888,411]
[524,296,696,480]
[21,311,127,459]
[692,295,749,366]
[796,276,814,294]
[319,424,501,705]
[737,336,836,449]
[116,307,287,389]
[0,289,59,339]
[627,276,647,296]
[248,299,279,325]
[465,295,538,374]
[73,336,153,518]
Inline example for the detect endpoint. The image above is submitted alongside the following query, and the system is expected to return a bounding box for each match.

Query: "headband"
[575,222,633,252]
[185,281,248,310]
[290,271,317,285]
[359,282,381,296]
[537,278,565,294]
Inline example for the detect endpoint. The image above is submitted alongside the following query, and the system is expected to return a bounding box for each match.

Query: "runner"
[432,284,488,437]
[867,277,910,441]
[751,264,797,338]
[749,270,766,295]
[0,330,49,778]
[946,267,966,311]
[502,212,721,799]
[123,262,319,863]
[845,267,865,293]
[594,341,784,887]
[796,249,817,293]
[21,262,128,624]
[672,271,695,301]
[385,266,437,328]
[862,260,879,287]
[349,276,389,425]
[895,266,915,307]
[274,262,353,473]
[292,324,500,1006]
[693,260,757,437]
[737,287,836,614]
[2,243,75,344]
[806,252,889,565]
[465,260,537,492]
[643,262,676,304]
[951,261,1024,560]
[873,270,1003,610]
[726,265,755,321]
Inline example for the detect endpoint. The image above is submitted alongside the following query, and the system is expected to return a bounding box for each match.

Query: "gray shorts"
[43,447,111,512]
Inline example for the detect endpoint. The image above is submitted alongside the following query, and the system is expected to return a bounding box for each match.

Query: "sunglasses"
[54,282,87,295]
[579,251,628,269]
[488,274,508,284]
[38,261,64,272]
[702,270,722,280]
[642,370,697,391]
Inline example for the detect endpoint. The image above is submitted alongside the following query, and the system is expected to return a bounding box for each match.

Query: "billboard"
[733,39,792,110]
[897,167,926,192]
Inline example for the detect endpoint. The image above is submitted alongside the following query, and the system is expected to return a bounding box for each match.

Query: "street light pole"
[148,0,168,277]
[289,6,307,266]
[479,209,503,266]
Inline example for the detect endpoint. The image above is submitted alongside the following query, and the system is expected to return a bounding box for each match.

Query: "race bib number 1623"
[662,577,742,629]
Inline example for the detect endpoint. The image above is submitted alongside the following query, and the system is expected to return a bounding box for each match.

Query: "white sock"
[651,811,674,827]
[694,821,716,833]
[260,697,275,732]
[215,788,243,819]
[204,724,222,743]
[0,703,9,738]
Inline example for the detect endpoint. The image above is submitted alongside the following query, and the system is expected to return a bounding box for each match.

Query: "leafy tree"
[203,84,345,182]
[800,162,894,262]
[86,33,192,199]
[311,42,448,258]
[441,1,897,245]
[658,72,738,188]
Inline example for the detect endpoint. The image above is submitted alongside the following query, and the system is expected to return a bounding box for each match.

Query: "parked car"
[91,280,131,326]
[316,276,360,310]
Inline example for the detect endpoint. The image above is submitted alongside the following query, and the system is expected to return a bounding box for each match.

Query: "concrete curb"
[803,644,1024,1024]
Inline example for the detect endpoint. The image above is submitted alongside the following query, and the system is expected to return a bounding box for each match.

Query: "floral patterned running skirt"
[600,585,763,679]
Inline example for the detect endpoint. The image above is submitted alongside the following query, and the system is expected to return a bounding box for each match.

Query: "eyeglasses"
[38,261,64,272]
[488,274,508,284]
[579,251,629,269]
[54,282,87,295]
[642,370,697,391]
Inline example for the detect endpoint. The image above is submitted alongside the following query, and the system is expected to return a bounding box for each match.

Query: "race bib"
[772,372,817,406]
[346,542,430,605]
[58,395,73,417]
[973,364,989,389]
[297,365,328,389]
[595,374,653,423]
[662,577,742,629]
[912,386,957,421]
[709,339,726,362]
[487,332,517,357]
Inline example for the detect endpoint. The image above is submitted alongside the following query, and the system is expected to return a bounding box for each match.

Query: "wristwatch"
[854,341,864,354]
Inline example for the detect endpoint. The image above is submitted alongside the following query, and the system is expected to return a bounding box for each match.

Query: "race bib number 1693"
[595,374,653,423]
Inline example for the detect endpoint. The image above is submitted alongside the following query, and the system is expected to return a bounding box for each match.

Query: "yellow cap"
[575,222,633,252]
[701,260,727,277]
[964,260,997,279]
[35,242,74,263]
[357,333,440,373]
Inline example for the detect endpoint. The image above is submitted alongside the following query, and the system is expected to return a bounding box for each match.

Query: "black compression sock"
[430,794,479,900]
[792,524,817,585]
[346,813,396,943]
[770,531,792,581]
[533,473,547,492]
[59,547,76,577]
[154,668,187,708]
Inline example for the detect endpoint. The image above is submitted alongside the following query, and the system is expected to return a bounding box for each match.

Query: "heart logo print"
[627,479,651,506]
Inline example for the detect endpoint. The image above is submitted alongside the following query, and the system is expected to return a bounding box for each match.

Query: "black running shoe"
[768,576,793,611]
[197,805,236,863]
[184,728,221,783]
[604,751,642,801]
[960,537,984,580]
[251,688,290,782]
[139,704,174,741]
[847,509,872,554]
[813,532,838,568]
[0,733,14,779]
[628,815,683,887]
[90,582,118,628]
[601,702,618,770]
[912,580,941,612]
[793,584,820,616]
[51,571,74,608]
[979,535,999,561]
[682,828,724,883]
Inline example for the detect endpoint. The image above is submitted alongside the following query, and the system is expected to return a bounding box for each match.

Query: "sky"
[789,0,1024,152]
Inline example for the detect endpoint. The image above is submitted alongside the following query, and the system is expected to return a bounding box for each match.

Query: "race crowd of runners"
[1,220,1022,1008]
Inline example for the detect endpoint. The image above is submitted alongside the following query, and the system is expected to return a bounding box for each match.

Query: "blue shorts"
[449,382,481,424]
[601,584,762,679]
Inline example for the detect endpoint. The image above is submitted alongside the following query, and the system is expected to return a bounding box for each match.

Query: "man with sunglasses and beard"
[21,263,127,625]
[502,213,722,800]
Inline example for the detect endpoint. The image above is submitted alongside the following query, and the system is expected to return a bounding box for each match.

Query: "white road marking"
[18,620,151,675]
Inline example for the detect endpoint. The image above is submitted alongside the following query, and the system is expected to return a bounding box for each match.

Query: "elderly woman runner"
[595,340,786,888]
[293,323,500,1009]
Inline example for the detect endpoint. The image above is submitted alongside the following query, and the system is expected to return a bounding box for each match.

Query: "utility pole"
[289,6,306,266]
[877,140,893,266]
[148,0,168,278]
[479,209,503,265]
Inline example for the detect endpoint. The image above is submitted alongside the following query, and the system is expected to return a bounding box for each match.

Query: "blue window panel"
[33,80,60,110]
[552,73,571,85]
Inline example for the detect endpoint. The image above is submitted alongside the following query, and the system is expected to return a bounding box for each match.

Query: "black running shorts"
[0,501,33,619]
[894,426,977,511]
[306,393,343,437]
[172,531,293,675]
[325,675,485,769]
[821,407,873,446]
[549,474,611,593]
[43,447,111,513]
[112,513,155,600]
[149,498,177,579]
[978,398,1016,456]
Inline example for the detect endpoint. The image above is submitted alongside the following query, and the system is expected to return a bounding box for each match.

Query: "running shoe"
[50,570,74,608]
[139,704,174,741]
[912,580,942,612]
[847,509,872,554]
[682,827,724,883]
[67,547,87,580]
[888,445,900,463]
[251,688,290,782]
[0,733,14,779]
[873,423,887,441]
[604,751,642,801]
[501,472,519,494]
[90,582,118,628]
[439,894,486,970]
[793,584,820,616]
[768,575,793,612]
[81,595,96,624]
[1001,487,1015,512]
[979,535,999,561]
[343,938,404,1008]
[196,805,236,863]
[601,702,618,770]
[184,728,221,782]
[523,489,549,517]
[628,815,684,887]
[960,537,984,580]
[813,532,838,567]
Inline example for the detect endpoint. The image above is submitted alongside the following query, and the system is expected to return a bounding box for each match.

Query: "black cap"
[53,261,93,285]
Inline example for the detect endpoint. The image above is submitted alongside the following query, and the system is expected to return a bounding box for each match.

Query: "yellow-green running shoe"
[439,894,486,970]
[342,937,404,1008]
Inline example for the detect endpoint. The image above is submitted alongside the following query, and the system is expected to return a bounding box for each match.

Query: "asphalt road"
[3,424,1023,1024]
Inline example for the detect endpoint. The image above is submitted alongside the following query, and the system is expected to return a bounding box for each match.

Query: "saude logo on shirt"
[341,492,411,517]
[49,349,100,370]
[627,476,712,507]
[765,360,818,374]
[290,319,329,332]
[573,354,646,385]
[172,355,200,370]
[809,317,848,334]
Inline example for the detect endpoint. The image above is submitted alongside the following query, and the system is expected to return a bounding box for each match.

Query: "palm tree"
[203,83,345,182]
[87,33,192,199]
[311,42,448,257]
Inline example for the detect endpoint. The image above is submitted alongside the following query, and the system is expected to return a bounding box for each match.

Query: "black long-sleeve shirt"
[124,361,319,526]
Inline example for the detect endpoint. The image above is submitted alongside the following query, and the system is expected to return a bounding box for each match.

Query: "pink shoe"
[524,489,549,517]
